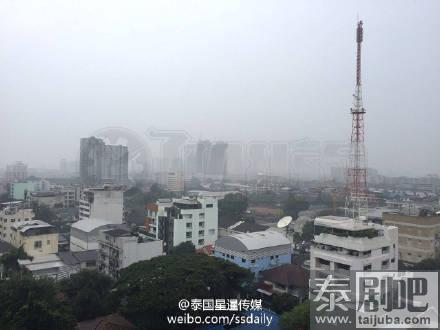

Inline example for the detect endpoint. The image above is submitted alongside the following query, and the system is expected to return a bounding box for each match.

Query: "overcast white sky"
[0,0,439,177]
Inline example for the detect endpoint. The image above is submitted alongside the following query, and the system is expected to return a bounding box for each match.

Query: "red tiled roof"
[196,245,214,255]
[261,264,309,289]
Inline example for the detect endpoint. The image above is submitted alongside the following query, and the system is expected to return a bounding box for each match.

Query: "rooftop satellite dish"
[277,216,292,229]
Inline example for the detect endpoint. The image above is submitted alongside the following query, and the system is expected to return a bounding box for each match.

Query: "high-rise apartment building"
[80,137,128,185]
[5,161,28,182]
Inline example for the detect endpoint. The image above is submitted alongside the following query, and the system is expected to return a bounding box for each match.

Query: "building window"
[364,264,372,270]
[199,222,204,228]
[86,261,96,267]
[382,246,390,254]
[186,232,192,239]
[200,212,205,218]
[198,239,204,245]
[251,259,255,264]
[198,230,204,237]
[242,258,246,263]
[34,241,42,249]
[186,222,192,228]
[270,256,274,260]
[206,204,213,208]
[382,260,389,269]
[391,258,395,263]
[11,219,15,223]
[231,255,235,260]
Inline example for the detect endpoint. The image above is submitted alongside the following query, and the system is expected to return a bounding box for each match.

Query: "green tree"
[0,277,76,330]
[218,193,248,217]
[280,300,310,330]
[169,241,196,255]
[116,254,253,329]
[300,221,314,242]
[0,246,32,275]
[0,192,11,203]
[33,203,57,222]
[283,194,310,218]
[58,270,115,321]
[271,293,298,314]
[410,256,440,271]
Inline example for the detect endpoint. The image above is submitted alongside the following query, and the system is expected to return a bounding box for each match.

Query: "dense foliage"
[271,293,299,314]
[280,300,310,330]
[282,194,310,218]
[0,246,32,275]
[218,193,248,217]
[0,253,255,329]
[124,183,173,225]
[0,276,76,330]
[168,241,196,255]
[58,270,115,321]
[116,254,254,329]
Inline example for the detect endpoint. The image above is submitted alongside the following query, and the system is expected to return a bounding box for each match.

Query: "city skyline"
[1,1,439,177]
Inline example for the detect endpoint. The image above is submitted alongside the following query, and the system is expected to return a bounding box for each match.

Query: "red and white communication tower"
[346,20,368,220]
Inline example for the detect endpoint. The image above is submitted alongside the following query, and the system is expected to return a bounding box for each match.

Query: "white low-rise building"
[70,218,121,251]
[98,228,163,279]
[79,186,124,223]
[310,216,398,274]
[18,250,98,280]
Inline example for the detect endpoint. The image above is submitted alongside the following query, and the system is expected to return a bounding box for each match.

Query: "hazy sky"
[1,0,439,177]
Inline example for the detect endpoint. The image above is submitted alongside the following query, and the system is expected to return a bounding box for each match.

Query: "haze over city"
[1,0,439,177]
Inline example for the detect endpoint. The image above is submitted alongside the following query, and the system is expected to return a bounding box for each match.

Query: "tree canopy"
[280,300,310,330]
[58,270,115,321]
[271,293,299,314]
[218,193,248,217]
[0,276,76,330]
[116,254,253,329]
[169,241,196,255]
[283,194,310,218]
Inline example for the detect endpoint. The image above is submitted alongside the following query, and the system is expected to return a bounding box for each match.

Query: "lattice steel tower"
[346,20,368,220]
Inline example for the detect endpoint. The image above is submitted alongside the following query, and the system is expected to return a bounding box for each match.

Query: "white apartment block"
[0,202,35,243]
[310,216,398,275]
[145,196,218,252]
[98,228,163,279]
[79,186,124,223]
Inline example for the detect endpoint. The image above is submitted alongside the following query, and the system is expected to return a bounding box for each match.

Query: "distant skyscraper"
[207,142,227,178]
[194,140,228,180]
[80,137,128,185]
[5,161,28,182]
[195,140,211,178]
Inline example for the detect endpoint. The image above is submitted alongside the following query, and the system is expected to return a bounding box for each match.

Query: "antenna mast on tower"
[346,20,368,220]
